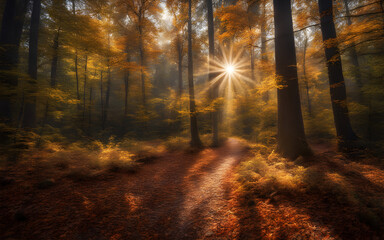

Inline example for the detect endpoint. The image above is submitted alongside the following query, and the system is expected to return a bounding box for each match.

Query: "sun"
[203,45,254,97]
[225,64,235,75]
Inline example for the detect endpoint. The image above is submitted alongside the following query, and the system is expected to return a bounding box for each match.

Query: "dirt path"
[0,138,246,240]
[113,138,245,240]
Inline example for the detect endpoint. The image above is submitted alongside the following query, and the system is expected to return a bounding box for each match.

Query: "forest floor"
[0,138,384,239]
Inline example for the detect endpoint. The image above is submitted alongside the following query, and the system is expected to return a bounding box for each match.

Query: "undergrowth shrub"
[236,140,384,231]
[163,136,190,151]
[236,151,306,198]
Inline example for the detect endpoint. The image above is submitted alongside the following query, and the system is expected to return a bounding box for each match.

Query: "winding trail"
[114,138,245,239]
[0,138,246,240]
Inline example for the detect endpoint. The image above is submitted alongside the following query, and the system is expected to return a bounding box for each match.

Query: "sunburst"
[204,45,254,97]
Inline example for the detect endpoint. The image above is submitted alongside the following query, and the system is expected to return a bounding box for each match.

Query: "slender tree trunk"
[23,0,41,129]
[72,1,80,101]
[250,46,255,82]
[188,0,202,148]
[75,50,80,100]
[273,0,311,159]
[139,28,146,108]
[50,28,60,88]
[124,69,129,116]
[0,0,28,123]
[302,34,312,115]
[318,0,358,150]
[260,0,269,102]
[83,55,88,123]
[177,36,183,98]
[102,65,111,130]
[207,0,219,147]
[343,0,363,103]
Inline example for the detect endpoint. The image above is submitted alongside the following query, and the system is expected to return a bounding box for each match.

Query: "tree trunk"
[100,70,104,124]
[102,65,111,130]
[139,28,146,108]
[273,0,311,159]
[250,46,255,82]
[75,50,80,100]
[188,0,202,148]
[83,55,88,123]
[302,34,312,115]
[23,0,41,129]
[72,1,80,101]
[207,0,219,147]
[318,0,358,150]
[177,36,183,98]
[0,0,28,123]
[50,28,60,88]
[260,0,269,102]
[124,69,129,116]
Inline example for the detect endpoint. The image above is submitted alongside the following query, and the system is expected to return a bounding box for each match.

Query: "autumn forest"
[0,0,384,239]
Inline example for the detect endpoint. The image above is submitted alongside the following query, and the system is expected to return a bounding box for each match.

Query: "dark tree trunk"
[124,69,129,116]
[273,0,311,159]
[72,1,80,101]
[28,0,40,80]
[260,0,269,102]
[343,0,363,103]
[188,0,202,148]
[207,0,219,147]
[302,34,312,115]
[75,50,80,100]
[50,28,60,88]
[102,65,111,130]
[139,29,146,108]
[318,0,358,150]
[0,0,28,123]
[23,0,41,129]
[100,71,104,124]
[250,47,255,81]
[177,36,183,98]
[82,55,88,123]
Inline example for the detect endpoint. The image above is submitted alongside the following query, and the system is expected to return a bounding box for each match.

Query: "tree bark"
[260,0,269,102]
[102,65,111,130]
[318,0,358,150]
[82,55,88,123]
[188,0,202,148]
[177,36,183,98]
[124,68,129,116]
[23,0,41,129]
[273,0,311,159]
[139,27,146,108]
[75,50,80,100]
[207,0,219,147]
[100,70,104,124]
[0,0,28,123]
[302,34,312,115]
[72,1,80,101]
